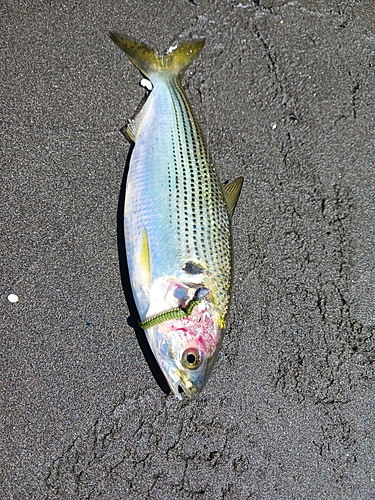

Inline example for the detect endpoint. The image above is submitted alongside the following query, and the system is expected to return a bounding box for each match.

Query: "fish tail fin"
[109,33,205,79]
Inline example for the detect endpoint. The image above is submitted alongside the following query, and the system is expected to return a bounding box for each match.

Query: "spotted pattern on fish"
[166,76,232,317]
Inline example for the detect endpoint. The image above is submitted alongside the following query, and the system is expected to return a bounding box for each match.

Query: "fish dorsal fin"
[139,227,151,288]
[223,177,244,217]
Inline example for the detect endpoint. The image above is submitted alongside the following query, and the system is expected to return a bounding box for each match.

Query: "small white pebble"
[140,78,153,91]
[272,123,277,129]
[8,294,19,303]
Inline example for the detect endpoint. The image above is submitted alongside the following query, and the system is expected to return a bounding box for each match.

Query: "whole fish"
[110,33,243,399]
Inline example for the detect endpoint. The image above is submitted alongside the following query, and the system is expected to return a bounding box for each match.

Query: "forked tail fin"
[109,33,205,79]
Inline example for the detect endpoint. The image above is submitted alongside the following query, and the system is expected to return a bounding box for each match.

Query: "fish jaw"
[143,297,223,399]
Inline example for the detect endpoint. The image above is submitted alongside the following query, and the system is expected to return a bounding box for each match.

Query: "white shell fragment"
[7,294,19,303]
[167,42,179,53]
[140,78,153,91]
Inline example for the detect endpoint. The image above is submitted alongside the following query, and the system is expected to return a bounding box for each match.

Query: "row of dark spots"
[169,131,176,230]
[173,80,228,251]
[172,80,232,307]
[170,80,206,258]
[171,79,207,183]
[171,78,215,259]
[171,82,197,256]
[174,78,209,164]
[169,88,188,252]
[169,78,231,292]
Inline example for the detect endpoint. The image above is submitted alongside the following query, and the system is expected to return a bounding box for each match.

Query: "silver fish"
[110,33,243,399]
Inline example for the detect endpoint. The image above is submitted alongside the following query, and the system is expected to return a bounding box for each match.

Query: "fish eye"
[181,347,203,370]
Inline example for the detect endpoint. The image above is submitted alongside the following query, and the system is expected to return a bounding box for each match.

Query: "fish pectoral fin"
[223,177,244,217]
[138,227,151,288]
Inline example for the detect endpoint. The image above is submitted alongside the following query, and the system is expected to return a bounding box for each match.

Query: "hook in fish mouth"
[138,287,210,330]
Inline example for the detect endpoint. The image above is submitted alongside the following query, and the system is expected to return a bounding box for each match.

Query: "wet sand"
[2,1,375,498]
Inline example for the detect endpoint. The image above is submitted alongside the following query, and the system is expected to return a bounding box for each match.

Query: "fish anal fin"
[123,109,144,142]
[124,117,140,142]
[122,93,152,142]
[223,177,244,216]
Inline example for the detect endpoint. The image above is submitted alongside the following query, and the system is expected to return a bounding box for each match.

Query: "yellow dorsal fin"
[139,227,151,288]
[223,177,244,217]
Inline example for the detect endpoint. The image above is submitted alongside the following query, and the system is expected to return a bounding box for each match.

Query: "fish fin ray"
[120,93,150,142]
[139,227,151,288]
[223,177,244,216]
[109,33,205,79]
[124,115,141,142]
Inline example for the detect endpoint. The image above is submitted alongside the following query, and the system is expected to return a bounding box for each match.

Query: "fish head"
[143,279,224,399]
[148,303,223,399]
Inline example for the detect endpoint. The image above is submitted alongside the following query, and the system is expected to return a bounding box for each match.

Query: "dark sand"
[2,1,375,498]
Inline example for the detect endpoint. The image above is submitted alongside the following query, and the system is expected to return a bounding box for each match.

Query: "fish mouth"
[162,365,205,400]
[178,374,205,400]
[168,376,203,400]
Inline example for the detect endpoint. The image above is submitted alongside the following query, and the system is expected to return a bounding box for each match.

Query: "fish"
[110,33,243,399]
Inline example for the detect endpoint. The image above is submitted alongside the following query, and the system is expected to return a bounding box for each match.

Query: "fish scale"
[110,33,243,398]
